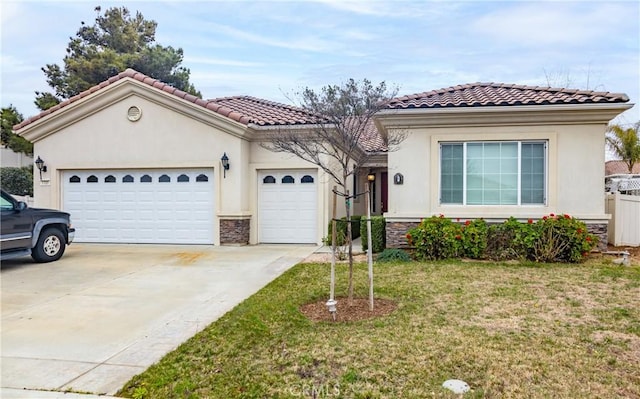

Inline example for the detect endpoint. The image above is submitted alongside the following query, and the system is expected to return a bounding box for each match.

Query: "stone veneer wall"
[386,221,420,249]
[220,218,250,245]
[587,223,608,252]
[387,220,609,252]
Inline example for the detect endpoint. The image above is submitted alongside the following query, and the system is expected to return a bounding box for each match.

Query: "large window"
[440,141,546,205]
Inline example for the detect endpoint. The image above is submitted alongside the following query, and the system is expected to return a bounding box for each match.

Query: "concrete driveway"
[1,243,317,397]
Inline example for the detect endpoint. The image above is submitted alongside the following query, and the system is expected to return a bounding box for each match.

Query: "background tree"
[606,122,640,173]
[1,106,32,155]
[260,79,405,304]
[35,6,200,111]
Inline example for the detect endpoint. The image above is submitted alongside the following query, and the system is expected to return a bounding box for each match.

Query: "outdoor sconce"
[367,171,376,182]
[35,156,47,180]
[394,173,404,185]
[221,152,230,178]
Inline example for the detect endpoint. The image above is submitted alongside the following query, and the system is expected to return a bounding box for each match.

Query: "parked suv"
[1,189,75,262]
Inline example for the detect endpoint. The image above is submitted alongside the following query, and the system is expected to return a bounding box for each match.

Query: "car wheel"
[31,228,66,263]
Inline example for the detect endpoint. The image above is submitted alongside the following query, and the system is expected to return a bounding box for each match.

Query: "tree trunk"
[345,189,354,306]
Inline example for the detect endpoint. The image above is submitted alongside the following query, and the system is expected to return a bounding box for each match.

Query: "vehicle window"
[196,174,208,182]
[177,174,189,182]
[1,195,13,210]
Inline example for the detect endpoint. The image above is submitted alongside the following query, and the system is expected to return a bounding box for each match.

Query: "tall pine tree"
[36,6,200,111]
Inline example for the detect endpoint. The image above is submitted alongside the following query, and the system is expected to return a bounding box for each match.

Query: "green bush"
[376,248,411,263]
[0,166,33,196]
[325,216,362,246]
[485,217,532,261]
[407,215,462,260]
[530,214,598,263]
[461,219,488,259]
[361,216,385,253]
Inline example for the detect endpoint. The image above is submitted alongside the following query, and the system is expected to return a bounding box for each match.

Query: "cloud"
[183,56,264,68]
[471,2,633,47]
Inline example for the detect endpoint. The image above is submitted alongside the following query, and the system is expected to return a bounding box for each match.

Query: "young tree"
[1,106,32,155]
[260,79,405,304]
[35,6,200,111]
[606,122,640,173]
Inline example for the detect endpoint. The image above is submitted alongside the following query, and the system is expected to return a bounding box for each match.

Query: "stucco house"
[376,84,632,248]
[14,70,632,247]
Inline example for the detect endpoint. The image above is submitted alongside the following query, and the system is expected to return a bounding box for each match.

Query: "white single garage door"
[258,170,317,244]
[63,169,214,244]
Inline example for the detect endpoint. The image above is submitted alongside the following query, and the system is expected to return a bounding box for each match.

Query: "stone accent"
[220,218,250,245]
[587,223,608,252]
[386,221,420,248]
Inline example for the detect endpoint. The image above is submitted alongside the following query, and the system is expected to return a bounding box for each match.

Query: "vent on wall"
[127,106,142,121]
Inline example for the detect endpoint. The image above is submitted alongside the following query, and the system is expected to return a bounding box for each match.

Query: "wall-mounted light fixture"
[367,171,376,182]
[35,156,47,181]
[394,173,404,185]
[221,152,230,178]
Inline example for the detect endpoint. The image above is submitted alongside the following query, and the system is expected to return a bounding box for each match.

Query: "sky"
[1,0,639,125]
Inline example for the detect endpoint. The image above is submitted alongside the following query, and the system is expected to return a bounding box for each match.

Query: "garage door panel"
[64,169,214,244]
[259,170,317,244]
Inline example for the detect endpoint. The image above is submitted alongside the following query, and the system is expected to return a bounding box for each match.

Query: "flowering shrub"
[530,213,598,263]
[407,214,597,263]
[407,215,462,260]
[461,219,488,259]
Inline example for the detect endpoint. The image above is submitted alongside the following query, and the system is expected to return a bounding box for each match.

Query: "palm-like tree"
[606,122,640,173]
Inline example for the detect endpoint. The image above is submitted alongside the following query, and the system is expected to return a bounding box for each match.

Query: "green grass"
[118,260,640,398]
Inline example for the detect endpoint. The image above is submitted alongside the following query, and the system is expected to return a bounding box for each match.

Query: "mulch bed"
[300,297,397,322]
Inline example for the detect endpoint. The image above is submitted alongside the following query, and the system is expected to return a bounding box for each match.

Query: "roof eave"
[17,78,250,143]
[375,102,634,129]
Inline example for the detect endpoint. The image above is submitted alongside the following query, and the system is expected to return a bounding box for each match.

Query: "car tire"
[31,228,66,263]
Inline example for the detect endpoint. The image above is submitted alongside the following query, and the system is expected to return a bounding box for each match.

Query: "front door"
[381,172,388,213]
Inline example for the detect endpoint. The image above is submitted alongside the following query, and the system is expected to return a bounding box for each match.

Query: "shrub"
[460,219,488,259]
[361,216,385,253]
[0,166,33,196]
[376,248,411,263]
[325,216,362,246]
[407,215,462,260]
[530,214,598,263]
[485,217,533,261]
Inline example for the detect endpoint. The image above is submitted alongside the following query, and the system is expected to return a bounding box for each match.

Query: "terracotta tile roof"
[605,160,640,175]
[388,83,630,109]
[341,117,386,152]
[207,96,323,126]
[14,69,320,131]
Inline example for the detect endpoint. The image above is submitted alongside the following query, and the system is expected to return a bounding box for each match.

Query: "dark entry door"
[381,172,388,213]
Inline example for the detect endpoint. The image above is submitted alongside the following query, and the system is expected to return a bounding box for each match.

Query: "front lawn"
[119,259,640,398]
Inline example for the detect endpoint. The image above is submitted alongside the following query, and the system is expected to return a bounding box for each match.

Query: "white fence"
[605,192,640,246]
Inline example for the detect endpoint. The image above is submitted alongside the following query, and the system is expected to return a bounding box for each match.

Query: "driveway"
[1,243,317,397]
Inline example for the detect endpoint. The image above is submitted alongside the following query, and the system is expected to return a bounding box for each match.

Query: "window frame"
[439,140,548,206]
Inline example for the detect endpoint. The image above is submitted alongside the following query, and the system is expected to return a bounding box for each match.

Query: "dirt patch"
[300,297,397,322]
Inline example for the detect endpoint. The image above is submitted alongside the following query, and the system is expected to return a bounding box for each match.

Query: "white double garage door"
[63,169,317,244]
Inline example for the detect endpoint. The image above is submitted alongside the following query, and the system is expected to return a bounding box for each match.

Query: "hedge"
[325,215,362,246]
[360,215,385,253]
[0,166,33,196]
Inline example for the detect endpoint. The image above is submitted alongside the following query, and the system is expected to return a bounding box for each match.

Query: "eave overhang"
[16,77,250,143]
[375,103,634,133]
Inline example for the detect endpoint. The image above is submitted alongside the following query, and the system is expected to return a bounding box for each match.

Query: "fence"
[605,192,640,246]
